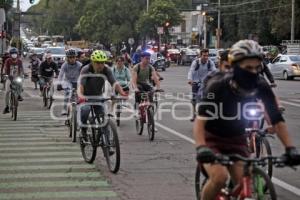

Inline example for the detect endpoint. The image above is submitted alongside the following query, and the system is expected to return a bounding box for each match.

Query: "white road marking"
[281,100,300,107]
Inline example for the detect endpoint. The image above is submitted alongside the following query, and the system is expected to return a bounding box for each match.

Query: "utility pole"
[216,0,221,48]
[203,12,207,49]
[17,0,21,50]
[146,0,149,12]
[291,0,295,41]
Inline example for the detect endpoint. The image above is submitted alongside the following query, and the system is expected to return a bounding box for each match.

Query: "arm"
[262,62,275,83]
[58,64,65,81]
[273,122,293,147]
[53,63,59,77]
[151,68,160,89]
[131,70,138,90]
[210,60,217,71]
[126,68,131,82]
[193,118,207,147]
[187,61,195,84]
[39,62,43,76]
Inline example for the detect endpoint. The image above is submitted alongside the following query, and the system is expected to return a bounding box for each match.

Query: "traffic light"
[29,0,35,4]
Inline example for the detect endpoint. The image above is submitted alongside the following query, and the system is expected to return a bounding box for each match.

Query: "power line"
[210,0,263,8]
[222,4,291,16]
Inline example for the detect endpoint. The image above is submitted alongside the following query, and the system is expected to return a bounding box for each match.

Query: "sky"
[15,0,40,11]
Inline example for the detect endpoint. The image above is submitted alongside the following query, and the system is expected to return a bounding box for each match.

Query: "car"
[268,54,300,80]
[45,47,66,68]
[187,45,200,54]
[167,48,181,63]
[179,49,198,65]
[28,47,45,61]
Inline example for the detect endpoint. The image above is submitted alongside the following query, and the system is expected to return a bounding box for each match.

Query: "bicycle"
[6,76,23,121]
[79,97,123,173]
[135,89,163,141]
[66,87,79,143]
[195,154,299,200]
[40,76,54,109]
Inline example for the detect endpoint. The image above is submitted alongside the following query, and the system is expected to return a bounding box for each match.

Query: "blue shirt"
[58,61,82,86]
[187,59,216,82]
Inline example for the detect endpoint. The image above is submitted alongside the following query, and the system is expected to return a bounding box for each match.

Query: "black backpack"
[195,59,211,71]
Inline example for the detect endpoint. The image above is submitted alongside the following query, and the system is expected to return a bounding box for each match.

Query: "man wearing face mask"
[57,49,82,115]
[188,48,216,122]
[2,48,24,114]
[194,40,300,200]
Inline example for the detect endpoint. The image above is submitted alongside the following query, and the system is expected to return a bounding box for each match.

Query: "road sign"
[128,38,134,45]
[157,27,164,35]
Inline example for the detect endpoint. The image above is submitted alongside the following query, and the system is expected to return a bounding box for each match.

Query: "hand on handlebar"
[196,145,216,163]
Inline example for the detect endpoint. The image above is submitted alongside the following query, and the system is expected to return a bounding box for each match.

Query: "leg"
[228,161,244,186]
[201,163,229,200]
[62,88,70,115]
[80,105,91,135]
[4,79,11,107]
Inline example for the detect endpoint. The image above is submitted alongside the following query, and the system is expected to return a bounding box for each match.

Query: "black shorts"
[205,131,250,157]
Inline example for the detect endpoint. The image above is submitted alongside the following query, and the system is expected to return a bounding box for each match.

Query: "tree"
[136,0,183,40]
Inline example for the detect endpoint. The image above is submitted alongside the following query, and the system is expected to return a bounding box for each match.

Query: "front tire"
[147,106,155,141]
[256,136,273,178]
[103,120,120,173]
[79,118,97,164]
[71,104,77,143]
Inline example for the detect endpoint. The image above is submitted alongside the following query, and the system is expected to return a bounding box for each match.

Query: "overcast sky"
[16,0,40,11]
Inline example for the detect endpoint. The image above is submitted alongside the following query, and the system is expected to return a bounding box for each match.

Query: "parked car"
[28,47,45,61]
[45,47,66,68]
[179,49,198,65]
[167,48,181,63]
[268,54,300,80]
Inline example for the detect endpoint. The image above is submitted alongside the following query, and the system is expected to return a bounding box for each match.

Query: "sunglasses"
[68,56,76,59]
[94,61,105,64]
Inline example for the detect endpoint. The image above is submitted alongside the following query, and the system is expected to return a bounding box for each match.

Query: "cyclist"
[131,51,161,109]
[39,53,59,96]
[1,51,10,85]
[120,48,132,68]
[2,48,24,114]
[194,40,300,200]
[57,48,82,115]
[78,50,127,139]
[29,52,41,90]
[132,48,142,65]
[188,48,216,122]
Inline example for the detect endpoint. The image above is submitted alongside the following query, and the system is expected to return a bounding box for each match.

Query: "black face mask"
[233,65,259,90]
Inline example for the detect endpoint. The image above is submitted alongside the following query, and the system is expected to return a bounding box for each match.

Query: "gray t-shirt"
[80,64,116,96]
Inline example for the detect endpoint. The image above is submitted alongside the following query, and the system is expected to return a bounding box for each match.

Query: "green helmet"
[90,50,107,62]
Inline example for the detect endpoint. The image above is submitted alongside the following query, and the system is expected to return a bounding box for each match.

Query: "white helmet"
[229,40,263,64]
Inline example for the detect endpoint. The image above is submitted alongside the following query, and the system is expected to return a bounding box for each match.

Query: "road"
[0,61,300,200]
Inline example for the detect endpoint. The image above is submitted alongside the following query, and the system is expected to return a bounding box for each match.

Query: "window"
[272,57,280,63]
[280,57,287,62]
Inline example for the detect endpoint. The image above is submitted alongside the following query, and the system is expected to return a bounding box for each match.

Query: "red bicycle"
[135,89,163,141]
[195,154,298,200]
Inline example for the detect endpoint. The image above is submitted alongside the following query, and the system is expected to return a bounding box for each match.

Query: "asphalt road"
[1,60,300,200]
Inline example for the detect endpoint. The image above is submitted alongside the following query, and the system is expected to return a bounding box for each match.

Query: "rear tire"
[43,87,48,107]
[256,136,273,178]
[116,104,121,127]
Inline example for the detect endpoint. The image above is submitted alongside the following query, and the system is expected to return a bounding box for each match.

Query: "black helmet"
[66,48,76,57]
[9,48,18,54]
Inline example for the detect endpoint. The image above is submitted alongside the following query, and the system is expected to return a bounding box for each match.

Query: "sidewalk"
[0,82,119,200]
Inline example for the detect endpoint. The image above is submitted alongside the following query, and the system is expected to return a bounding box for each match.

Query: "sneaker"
[18,95,24,101]
[2,106,9,114]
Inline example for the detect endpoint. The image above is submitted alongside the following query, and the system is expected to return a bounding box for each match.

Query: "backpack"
[137,64,152,82]
[194,59,211,71]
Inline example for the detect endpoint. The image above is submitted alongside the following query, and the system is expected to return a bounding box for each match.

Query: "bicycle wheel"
[48,88,53,109]
[135,110,144,135]
[195,164,207,200]
[67,107,71,137]
[13,94,18,121]
[43,87,48,107]
[250,167,277,200]
[256,136,273,178]
[103,119,120,173]
[147,106,155,141]
[116,104,121,127]
[79,118,97,164]
[71,104,77,143]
